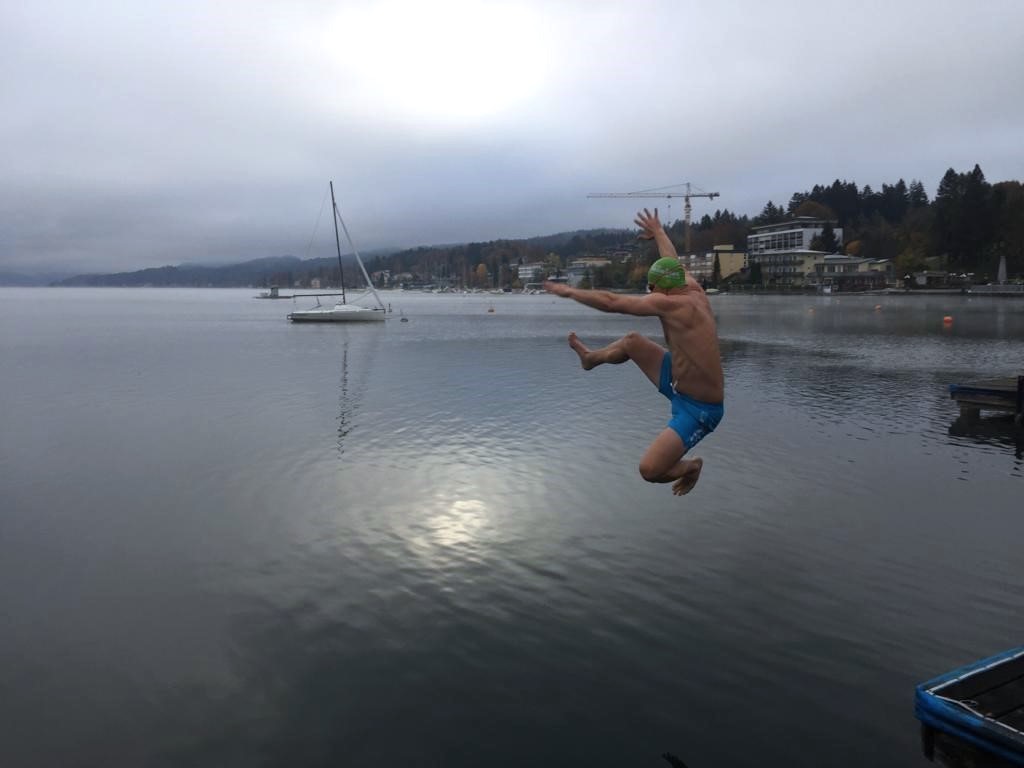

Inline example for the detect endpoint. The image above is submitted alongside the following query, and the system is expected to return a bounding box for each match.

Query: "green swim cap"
[647,257,686,290]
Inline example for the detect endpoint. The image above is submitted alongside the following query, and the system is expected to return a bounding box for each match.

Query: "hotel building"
[746,217,843,286]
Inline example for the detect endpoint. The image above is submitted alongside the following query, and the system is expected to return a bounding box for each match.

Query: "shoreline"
[6,284,1024,299]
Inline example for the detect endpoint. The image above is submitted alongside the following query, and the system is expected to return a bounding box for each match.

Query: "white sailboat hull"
[288,304,386,322]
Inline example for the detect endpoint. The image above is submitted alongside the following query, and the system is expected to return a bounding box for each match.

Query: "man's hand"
[634,207,664,241]
[544,280,572,297]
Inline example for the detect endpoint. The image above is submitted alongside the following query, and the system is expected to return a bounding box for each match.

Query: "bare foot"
[568,332,595,370]
[671,457,703,496]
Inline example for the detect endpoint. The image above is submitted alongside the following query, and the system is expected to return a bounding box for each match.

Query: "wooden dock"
[949,377,1024,424]
[254,291,345,300]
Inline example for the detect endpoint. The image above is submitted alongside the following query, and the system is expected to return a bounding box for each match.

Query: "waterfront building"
[747,216,843,256]
[811,255,892,291]
[682,245,747,284]
[912,270,959,288]
[747,217,844,286]
[754,249,828,286]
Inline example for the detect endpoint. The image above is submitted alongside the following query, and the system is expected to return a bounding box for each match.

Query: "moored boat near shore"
[287,182,388,323]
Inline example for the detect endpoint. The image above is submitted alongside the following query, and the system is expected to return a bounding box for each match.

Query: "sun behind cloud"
[322,0,551,127]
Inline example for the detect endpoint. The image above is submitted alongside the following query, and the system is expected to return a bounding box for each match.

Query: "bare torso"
[658,287,724,403]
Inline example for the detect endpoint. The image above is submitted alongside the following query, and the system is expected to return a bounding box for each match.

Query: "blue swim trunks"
[658,353,724,449]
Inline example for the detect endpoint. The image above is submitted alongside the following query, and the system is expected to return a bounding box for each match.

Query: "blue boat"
[916,646,1024,766]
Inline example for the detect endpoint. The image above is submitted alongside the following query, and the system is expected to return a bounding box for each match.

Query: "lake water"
[1,287,1021,767]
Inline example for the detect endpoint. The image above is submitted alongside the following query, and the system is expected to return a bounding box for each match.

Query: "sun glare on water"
[323,1,549,126]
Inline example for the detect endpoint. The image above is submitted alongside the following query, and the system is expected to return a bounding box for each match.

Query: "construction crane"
[587,182,720,255]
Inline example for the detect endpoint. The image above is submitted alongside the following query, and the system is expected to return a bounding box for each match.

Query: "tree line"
[293,166,1022,290]
[361,164,1021,289]
[55,164,1022,289]
[677,166,1020,280]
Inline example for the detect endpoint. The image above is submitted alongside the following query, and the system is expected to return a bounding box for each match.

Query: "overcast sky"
[2,0,1022,274]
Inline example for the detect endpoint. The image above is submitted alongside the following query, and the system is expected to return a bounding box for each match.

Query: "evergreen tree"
[934,165,993,270]
[811,222,839,253]
[756,201,785,224]
[992,181,1024,278]
[933,168,962,266]
[908,179,929,207]
[879,180,909,223]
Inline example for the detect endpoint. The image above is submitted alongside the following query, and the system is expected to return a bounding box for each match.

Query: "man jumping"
[544,208,724,495]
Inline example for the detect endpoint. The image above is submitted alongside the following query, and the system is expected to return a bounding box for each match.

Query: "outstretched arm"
[544,281,665,316]
[634,207,678,261]
[635,208,703,294]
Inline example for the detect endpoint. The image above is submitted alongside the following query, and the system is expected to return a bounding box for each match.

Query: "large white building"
[747,217,843,286]
[747,216,843,256]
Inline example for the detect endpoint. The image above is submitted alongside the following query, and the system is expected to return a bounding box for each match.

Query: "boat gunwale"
[925,648,1024,692]
[915,646,1024,765]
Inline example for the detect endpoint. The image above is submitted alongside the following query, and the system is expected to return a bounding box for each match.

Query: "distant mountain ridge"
[51,252,402,288]
[0,270,75,287]
[48,228,630,287]
[54,256,309,287]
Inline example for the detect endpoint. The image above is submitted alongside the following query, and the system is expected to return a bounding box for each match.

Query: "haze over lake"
[1,288,1020,767]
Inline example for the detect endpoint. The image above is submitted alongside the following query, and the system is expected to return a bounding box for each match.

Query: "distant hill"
[49,229,632,287]
[0,270,74,287]
[52,253,386,288]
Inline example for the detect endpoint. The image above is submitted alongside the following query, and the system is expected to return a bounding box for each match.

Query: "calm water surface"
[1,288,1021,767]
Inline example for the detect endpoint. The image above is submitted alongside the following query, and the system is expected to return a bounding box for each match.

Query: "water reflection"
[5,291,1023,767]
[404,494,497,574]
[421,497,490,549]
[948,414,1024,461]
[336,347,351,455]
[334,332,379,457]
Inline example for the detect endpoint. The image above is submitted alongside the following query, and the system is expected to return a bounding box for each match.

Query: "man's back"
[659,290,724,403]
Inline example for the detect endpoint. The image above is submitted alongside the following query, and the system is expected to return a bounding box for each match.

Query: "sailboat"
[288,182,387,323]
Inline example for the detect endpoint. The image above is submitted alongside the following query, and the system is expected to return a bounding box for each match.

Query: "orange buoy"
[943,315,953,324]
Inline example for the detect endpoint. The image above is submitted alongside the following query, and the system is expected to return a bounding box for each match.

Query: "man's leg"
[638,428,704,496]
[567,331,664,386]
[569,332,703,495]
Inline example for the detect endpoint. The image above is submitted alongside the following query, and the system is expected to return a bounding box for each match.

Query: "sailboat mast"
[329,180,346,305]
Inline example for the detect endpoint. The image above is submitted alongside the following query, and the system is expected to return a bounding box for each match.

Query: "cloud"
[2,0,1023,273]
